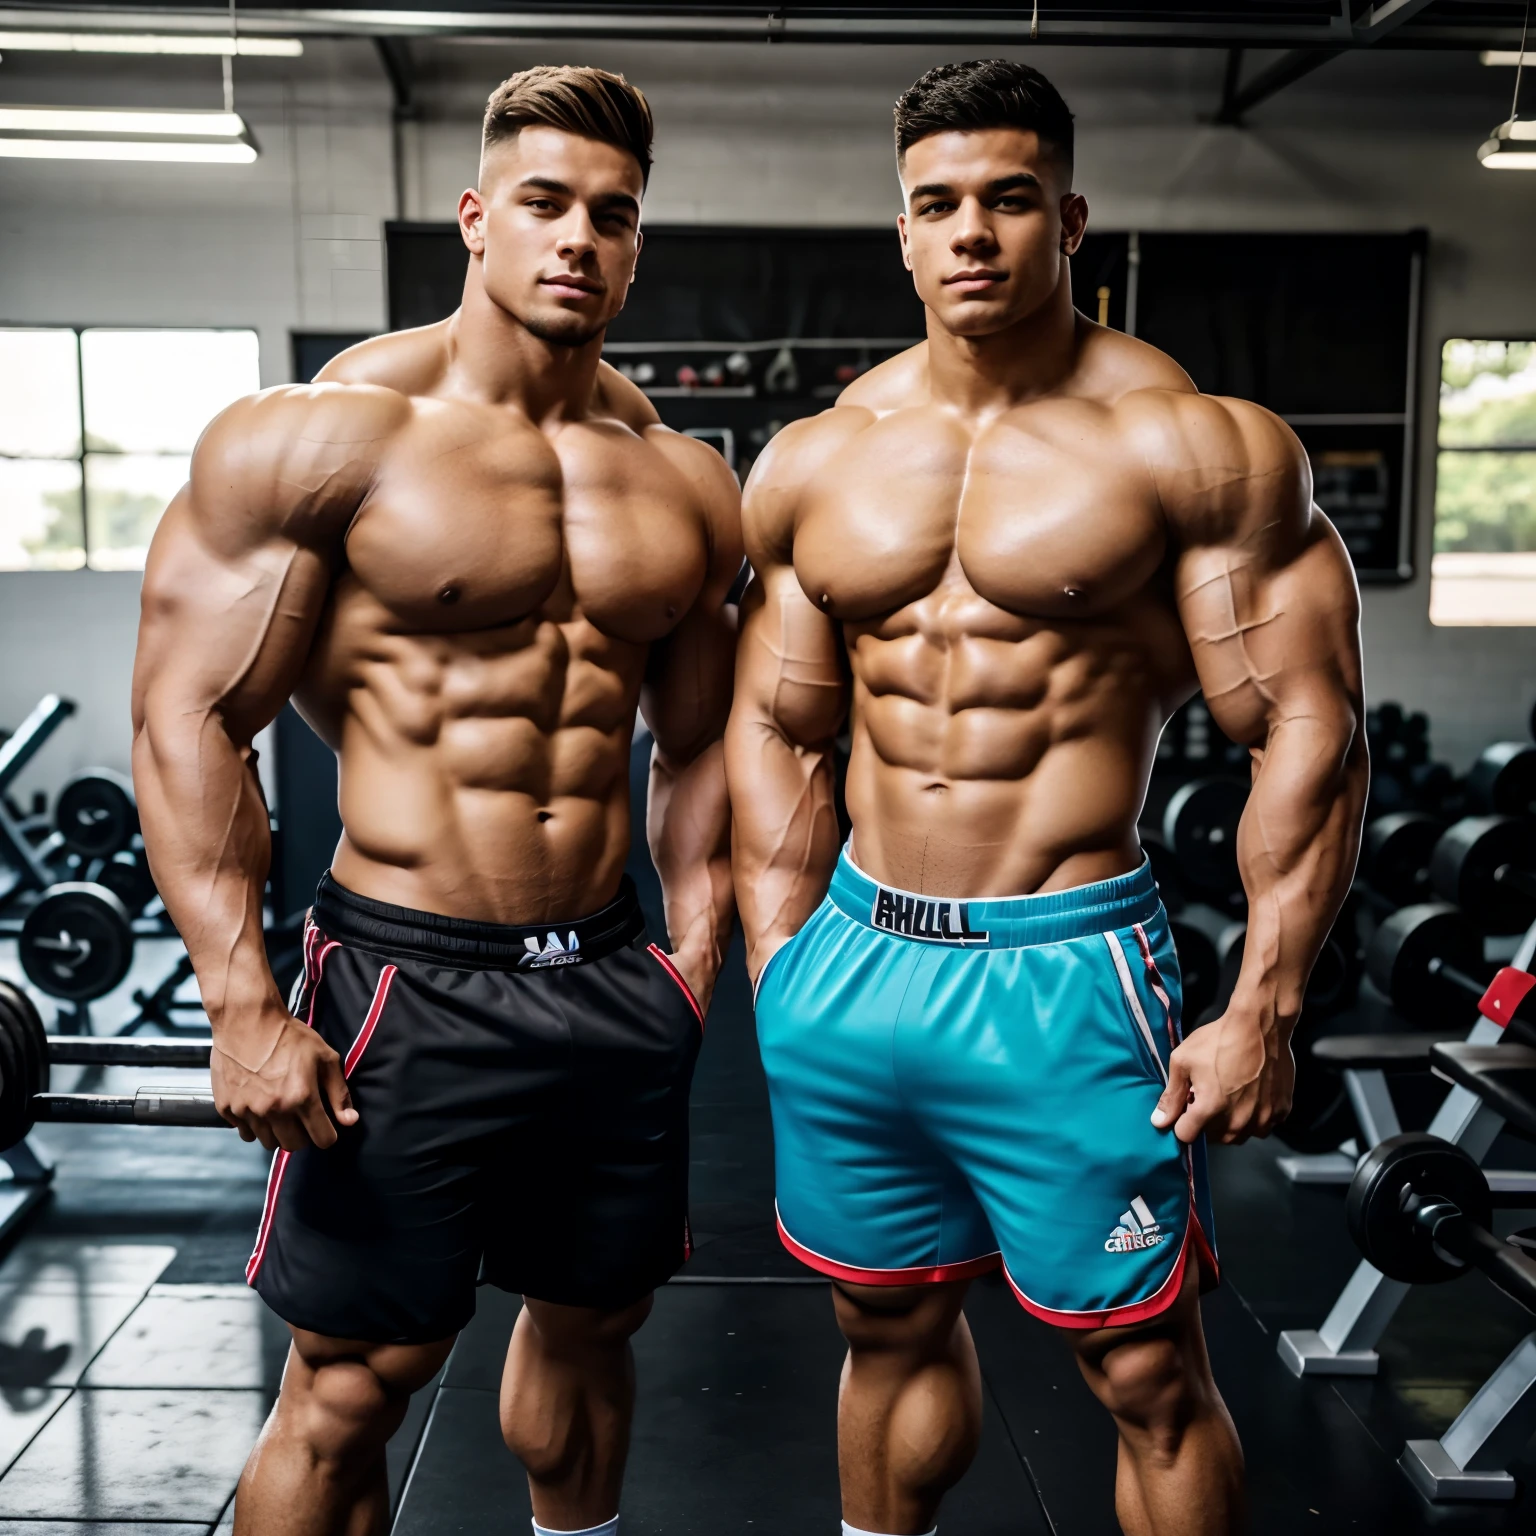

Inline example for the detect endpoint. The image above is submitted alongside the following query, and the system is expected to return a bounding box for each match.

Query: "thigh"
[482,944,702,1309]
[250,944,491,1345]
[904,929,1207,1330]
[758,912,996,1280]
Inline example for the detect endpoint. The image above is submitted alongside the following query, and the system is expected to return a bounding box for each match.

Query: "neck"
[924,257,1079,418]
[446,256,605,422]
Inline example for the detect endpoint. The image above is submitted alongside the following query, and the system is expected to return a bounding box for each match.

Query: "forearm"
[724,713,841,979]
[132,703,284,1033]
[648,738,734,979]
[1230,712,1368,1036]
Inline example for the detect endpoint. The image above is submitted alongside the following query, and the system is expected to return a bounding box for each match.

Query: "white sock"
[842,1525,935,1536]
[532,1519,618,1536]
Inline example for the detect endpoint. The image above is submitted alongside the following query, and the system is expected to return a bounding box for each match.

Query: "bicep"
[1176,508,1362,752]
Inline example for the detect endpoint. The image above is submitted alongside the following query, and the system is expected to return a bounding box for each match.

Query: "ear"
[1058,192,1089,257]
[458,186,487,256]
[896,211,913,273]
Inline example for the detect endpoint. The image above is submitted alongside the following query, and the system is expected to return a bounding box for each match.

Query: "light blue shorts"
[754,849,1218,1328]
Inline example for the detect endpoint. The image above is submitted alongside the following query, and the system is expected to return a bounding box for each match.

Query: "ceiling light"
[0,31,301,57]
[1481,51,1536,66]
[0,105,258,164]
[0,107,245,136]
[0,137,256,162]
[1479,118,1536,169]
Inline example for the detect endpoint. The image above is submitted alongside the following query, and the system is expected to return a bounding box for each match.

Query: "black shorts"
[247,872,703,1344]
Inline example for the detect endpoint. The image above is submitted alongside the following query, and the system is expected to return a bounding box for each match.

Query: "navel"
[536,810,553,824]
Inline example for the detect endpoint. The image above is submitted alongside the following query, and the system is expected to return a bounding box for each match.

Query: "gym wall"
[1,39,1533,801]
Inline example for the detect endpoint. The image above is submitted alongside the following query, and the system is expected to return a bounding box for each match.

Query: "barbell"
[0,979,225,1150]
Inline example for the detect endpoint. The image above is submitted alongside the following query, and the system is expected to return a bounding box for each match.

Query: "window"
[1431,339,1536,626]
[0,327,259,571]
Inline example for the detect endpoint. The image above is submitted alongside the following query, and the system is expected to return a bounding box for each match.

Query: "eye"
[918,200,955,216]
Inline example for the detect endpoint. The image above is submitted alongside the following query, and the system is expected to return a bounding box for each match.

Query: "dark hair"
[894,60,1074,178]
[483,65,653,188]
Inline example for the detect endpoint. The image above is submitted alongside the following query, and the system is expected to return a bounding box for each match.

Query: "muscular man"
[726,60,1367,1536]
[132,66,739,1536]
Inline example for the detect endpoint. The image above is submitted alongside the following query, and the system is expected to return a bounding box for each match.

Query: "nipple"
[665,603,678,619]
[819,594,831,608]
[438,585,461,605]
[1063,586,1084,601]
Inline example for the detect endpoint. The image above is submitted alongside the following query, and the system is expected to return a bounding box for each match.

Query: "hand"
[1150,1008,1295,1145]
[667,940,719,1019]
[211,1007,358,1152]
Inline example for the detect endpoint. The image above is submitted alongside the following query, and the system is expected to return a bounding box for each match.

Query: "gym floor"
[0,911,1533,1535]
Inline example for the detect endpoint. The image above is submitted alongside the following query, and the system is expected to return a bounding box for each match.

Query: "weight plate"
[1365,902,1484,1027]
[53,770,138,858]
[0,980,45,1099]
[1470,742,1536,820]
[1162,778,1248,900]
[18,882,134,1002]
[1347,1132,1492,1286]
[1430,815,1536,933]
[1362,812,1443,907]
[96,853,157,917]
[0,993,31,1151]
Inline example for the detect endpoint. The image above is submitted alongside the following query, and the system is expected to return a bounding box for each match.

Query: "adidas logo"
[1105,1195,1168,1253]
[520,931,582,969]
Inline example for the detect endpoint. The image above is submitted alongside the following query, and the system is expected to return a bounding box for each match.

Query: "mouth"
[943,269,1007,294]
[539,274,603,300]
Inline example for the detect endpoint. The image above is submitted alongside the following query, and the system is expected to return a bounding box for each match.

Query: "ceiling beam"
[1212,47,1339,127]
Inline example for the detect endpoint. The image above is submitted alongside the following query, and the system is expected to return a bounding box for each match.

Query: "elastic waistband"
[311,872,646,971]
[827,848,1160,949]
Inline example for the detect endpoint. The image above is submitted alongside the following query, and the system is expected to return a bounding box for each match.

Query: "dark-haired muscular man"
[133,67,739,1536]
[727,60,1366,1536]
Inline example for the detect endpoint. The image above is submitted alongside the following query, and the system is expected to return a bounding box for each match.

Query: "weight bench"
[1382,1037,1536,1501]
[1278,924,1536,1377]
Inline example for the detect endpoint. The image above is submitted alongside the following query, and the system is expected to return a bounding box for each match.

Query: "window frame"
[0,321,260,572]
[1429,332,1536,628]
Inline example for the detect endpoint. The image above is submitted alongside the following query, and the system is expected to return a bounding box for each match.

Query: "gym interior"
[3,3,1536,1532]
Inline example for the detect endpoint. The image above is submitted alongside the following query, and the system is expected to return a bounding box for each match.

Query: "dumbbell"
[0,979,224,1150]
[1348,1133,1536,1312]
[1366,902,1491,1028]
[1429,816,1536,933]
[1359,811,1443,910]
[1468,741,1536,820]
[1161,777,1248,908]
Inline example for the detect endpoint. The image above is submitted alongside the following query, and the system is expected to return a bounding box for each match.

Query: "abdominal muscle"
[304,611,644,926]
[841,627,1172,900]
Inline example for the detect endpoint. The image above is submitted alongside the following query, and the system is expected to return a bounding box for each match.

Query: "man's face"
[897,127,1087,338]
[459,124,644,346]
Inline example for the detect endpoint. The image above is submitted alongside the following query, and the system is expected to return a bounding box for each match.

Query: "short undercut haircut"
[894,59,1074,181]
[483,64,654,187]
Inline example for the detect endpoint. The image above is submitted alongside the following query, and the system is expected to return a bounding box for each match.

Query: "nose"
[949,196,996,257]
[556,205,599,264]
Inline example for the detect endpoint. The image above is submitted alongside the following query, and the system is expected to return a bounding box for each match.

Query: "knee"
[1088,1335,1205,1457]
[287,1357,404,1467]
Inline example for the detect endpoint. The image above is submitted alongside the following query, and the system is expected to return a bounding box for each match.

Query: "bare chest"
[792,405,1166,630]
[341,403,707,643]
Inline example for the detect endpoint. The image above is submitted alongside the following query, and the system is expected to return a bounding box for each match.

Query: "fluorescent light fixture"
[0,105,258,164]
[0,107,245,136]
[0,31,301,57]
[0,137,256,162]
[1479,118,1536,169]
[1481,51,1536,66]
